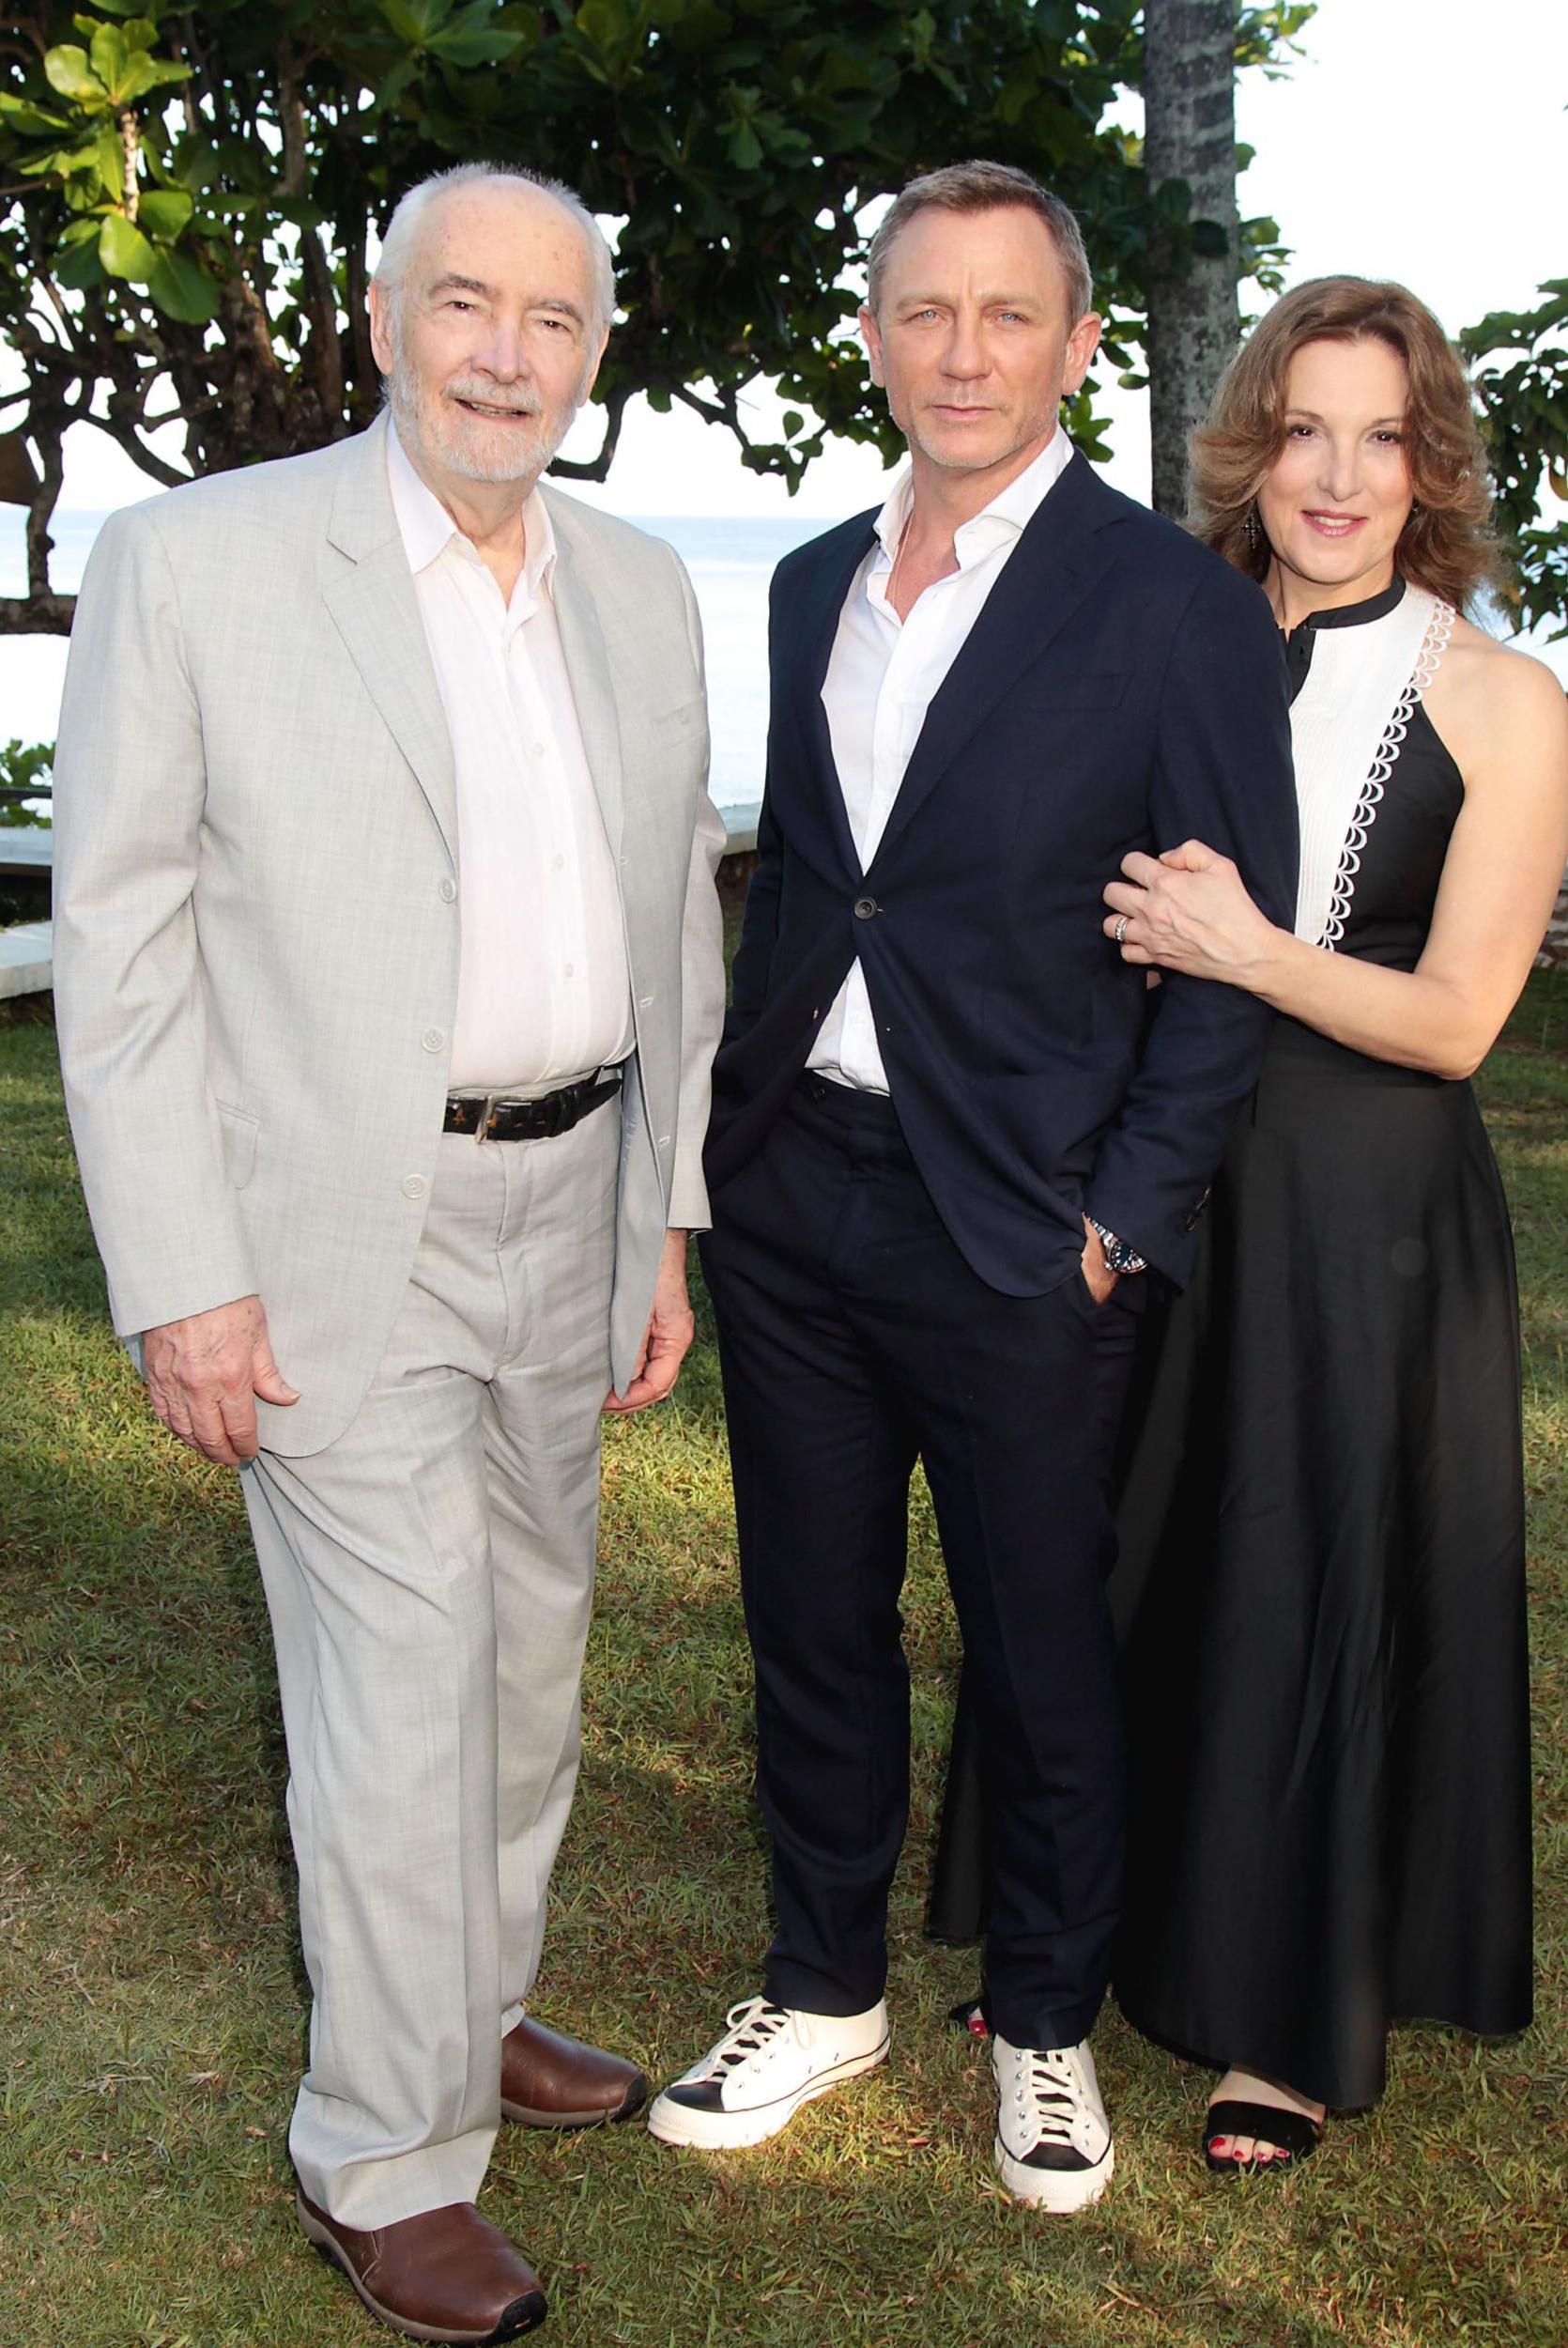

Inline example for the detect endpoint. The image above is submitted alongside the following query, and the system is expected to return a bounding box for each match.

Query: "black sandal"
[1204,2097,1322,2173]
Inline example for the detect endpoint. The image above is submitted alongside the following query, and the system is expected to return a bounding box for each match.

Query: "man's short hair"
[866,161,1093,323]
[374,162,616,337]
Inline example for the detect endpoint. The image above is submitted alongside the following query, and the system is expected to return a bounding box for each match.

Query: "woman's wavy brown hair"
[1190,276,1499,612]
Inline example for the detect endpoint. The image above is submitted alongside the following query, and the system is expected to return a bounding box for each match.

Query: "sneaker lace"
[1016,2047,1084,2146]
[695,1997,792,2081]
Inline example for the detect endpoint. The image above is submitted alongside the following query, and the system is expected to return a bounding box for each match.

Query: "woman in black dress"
[929,277,1568,2170]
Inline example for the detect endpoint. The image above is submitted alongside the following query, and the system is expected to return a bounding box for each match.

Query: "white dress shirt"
[388,425,633,1092]
[807,429,1077,1092]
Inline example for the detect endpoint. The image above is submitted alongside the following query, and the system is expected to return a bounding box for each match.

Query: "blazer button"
[421,1027,445,1053]
[438,877,456,903]
[402,1174,427,1200]
[853,896,880,920]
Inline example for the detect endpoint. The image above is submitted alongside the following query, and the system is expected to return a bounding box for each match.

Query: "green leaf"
[0,96,73,134]
[162,135,222,191]
[273,194,327,232]
[379,0,453,38]
[576,0,632,51]
[724,123,762,170]
[425,0,530,67]
[54,233,106,290]
[88,23,131,97]
[377,0,429,39]
[137,187,193,239]
[99,210,159,280]
[43,44,111,107]
[146,245,223,322]
[120,15,161,51]
[92,118,124,200]
[18,141,101,180]
[117,52,193,100]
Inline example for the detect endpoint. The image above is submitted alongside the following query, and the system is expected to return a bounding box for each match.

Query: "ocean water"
[7,497,1563,824]
[638,515,824,824]
[0,503,829,823]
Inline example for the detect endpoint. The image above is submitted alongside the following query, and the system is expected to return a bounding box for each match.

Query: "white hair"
[374,162,616,336]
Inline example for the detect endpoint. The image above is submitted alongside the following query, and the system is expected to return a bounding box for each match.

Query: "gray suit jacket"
[52,413,726,1454]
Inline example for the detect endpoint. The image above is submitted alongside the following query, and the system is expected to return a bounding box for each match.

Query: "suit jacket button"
[853,896,880,920]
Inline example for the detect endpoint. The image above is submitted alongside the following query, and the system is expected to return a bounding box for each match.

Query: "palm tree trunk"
[1144,0,1240,518]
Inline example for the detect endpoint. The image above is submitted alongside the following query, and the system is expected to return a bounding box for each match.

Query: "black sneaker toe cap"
[658,2080,727,2113]
[1019,2141,1097,2171]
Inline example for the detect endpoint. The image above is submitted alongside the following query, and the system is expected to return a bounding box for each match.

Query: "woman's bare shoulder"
[1424,614,1567,773]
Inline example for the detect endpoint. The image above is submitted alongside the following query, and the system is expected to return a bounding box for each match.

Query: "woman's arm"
[1104,641,1568,1081]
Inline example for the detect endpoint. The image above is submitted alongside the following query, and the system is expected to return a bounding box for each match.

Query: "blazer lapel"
[779,516,877,879]
[868,455,1122,869]
[321,414,457,862]
[545,501,624,860]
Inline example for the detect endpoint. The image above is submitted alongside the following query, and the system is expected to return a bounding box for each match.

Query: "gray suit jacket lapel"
[321,413,458,862]
[544,491,625,861]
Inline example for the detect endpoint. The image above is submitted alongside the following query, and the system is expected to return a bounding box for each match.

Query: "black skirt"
[929,1013,1535,2107]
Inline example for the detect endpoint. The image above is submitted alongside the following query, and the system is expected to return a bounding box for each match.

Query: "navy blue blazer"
[706,453,1299,1292]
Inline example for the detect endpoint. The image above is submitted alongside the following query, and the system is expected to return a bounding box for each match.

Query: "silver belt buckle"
[475,1091,496,1145]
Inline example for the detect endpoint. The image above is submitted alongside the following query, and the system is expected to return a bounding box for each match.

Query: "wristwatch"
[1087,1217,1147,1276]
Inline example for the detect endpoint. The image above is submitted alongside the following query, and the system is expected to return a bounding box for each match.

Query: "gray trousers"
[240,1106,619,2227]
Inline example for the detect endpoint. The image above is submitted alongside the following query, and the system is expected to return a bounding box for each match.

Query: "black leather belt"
[444,1071,622,1142]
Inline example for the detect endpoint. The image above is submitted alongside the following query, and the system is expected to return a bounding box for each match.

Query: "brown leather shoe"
[296,2192,546,2343]
[499,2014,649,2129]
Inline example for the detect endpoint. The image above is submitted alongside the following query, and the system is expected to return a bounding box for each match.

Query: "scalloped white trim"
[1317,599,1454,950]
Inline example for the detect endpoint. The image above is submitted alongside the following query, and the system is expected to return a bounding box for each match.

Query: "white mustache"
[444,382,543,417]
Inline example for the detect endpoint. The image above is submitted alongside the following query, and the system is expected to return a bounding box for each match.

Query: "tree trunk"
[1144,0,1240,519]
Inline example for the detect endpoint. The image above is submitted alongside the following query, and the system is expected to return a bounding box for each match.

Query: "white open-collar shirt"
[388,423,632,1093]
[807,427,1076,1092]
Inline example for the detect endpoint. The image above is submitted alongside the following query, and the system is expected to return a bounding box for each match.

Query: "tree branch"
[119,109,140,221]
[81,409,191,488]
[548,382,631,482]
[670,380,739,433]
[275,60,345,427]
[0,594,76,636]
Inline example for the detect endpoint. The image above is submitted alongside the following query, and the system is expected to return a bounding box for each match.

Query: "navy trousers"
[700,1074,1138,2052]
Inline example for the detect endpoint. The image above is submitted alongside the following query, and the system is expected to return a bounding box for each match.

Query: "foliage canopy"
[0,0,1305,627]
[1462,281,1568,641]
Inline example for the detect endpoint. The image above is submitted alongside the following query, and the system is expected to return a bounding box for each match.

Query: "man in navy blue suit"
[647,162,1298,2208]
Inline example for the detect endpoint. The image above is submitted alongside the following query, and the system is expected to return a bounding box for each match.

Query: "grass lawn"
[2,976,1565,2348]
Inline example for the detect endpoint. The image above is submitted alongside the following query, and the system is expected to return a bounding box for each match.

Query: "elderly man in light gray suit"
[53,162,725,2344]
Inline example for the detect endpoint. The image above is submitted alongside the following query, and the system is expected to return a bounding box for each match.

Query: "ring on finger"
[1114,914,1130,946]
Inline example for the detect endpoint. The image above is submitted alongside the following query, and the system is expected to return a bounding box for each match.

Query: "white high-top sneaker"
[992,2034,1115,2210]
[646,1995,889,2150]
